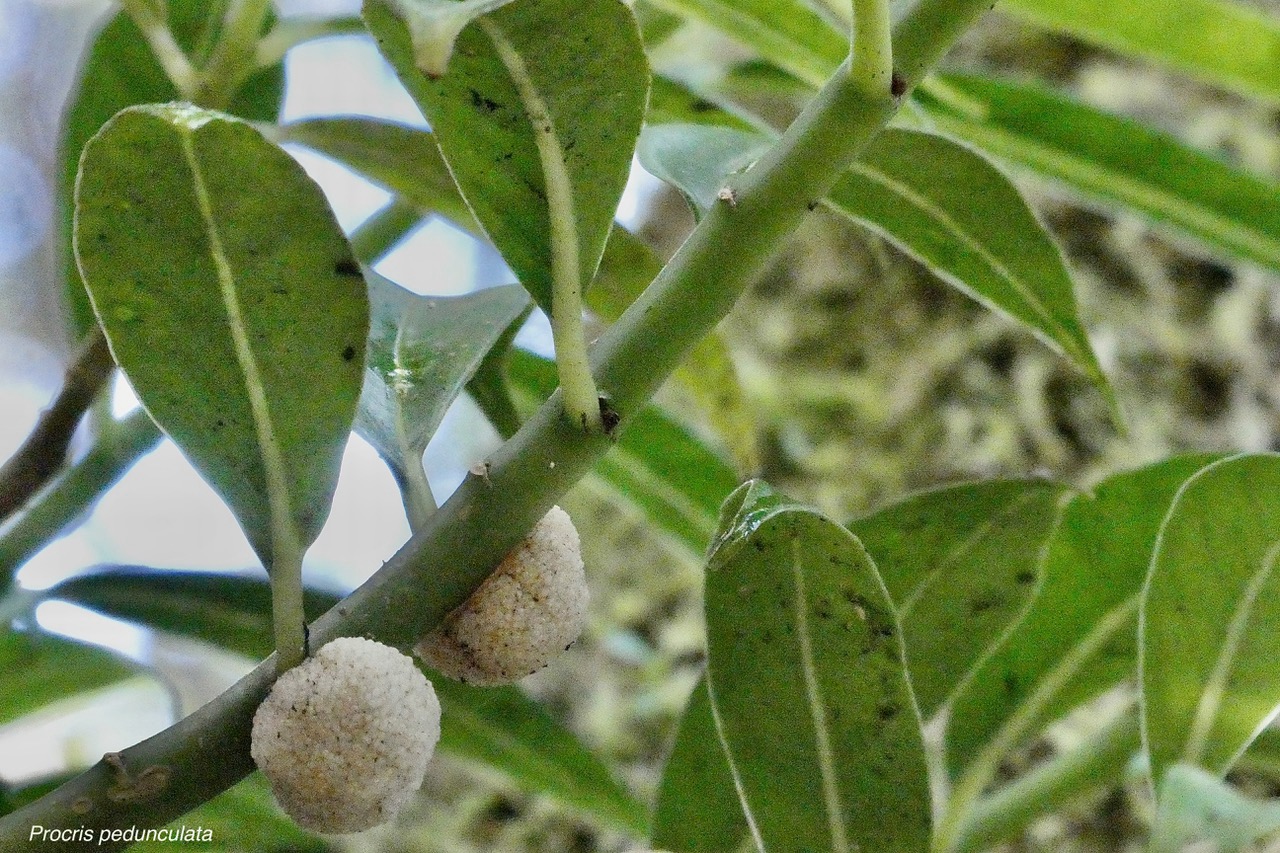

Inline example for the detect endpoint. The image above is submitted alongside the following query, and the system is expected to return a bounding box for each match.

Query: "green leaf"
[850,479,1070,719]
[59,0,284,333]
[364,0,650,315]
[1150,764,1280,853]
[917,74,1280,273]
[651,677,750,852]
[49,569,647,834]
[434,676,649,834]
[0,630,133,727]
[644,0,843,88]
[379,0,518,76]
[1000,0,1280,105]
[638,124,771,218]
[829,129,1112,406]
[358,273,530,484]
[53,567,339,661]
[1141,454,1280,783]
[127,774,326,852]
[704,481,930,853]
[947,455,1218,776]
[274,117,477,227]
[74,105,369,564]
[640,122,1113,404]
[506,351,738,558]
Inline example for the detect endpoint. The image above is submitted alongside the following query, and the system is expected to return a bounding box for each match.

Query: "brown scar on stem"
[101,751,173,804]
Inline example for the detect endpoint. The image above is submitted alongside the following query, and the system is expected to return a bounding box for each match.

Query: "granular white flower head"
[251,637,441,834]
[416,505,588,686]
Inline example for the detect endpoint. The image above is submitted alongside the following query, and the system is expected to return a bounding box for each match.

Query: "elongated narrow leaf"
[651,677,750,852]
[850,479,1070,718]
[917,75,1280,272]
[947,455,1218,776]
[1142,454,1280,783]
[507,351,737,557]
[1001,0,1280,105]
[705,481,930,853]
[435,678,648,834]
[0,630,133,727]
[358,273,530,483]
[364,0,649,314]
[1150,764,1280,853]
[50,568,646,833]
[75,105,369,563]
[644,0,842,87]
[640,123,1112,402]
[274,117,476,227]
[59,0,283,332]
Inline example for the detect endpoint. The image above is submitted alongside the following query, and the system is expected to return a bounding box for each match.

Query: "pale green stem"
[254,16,366,69]
[933,597,1140,853]
[850,0,894,95]
[0,0,994,844]
[478,17,603,434]
[399,460,438,532]
[197,0,274,109]
[0,409,161,586]
[119,0,199,98]
[951,707,1142,853]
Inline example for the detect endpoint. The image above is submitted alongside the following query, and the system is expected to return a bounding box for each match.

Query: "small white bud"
[416,506,588,685]
[251,637,441,834]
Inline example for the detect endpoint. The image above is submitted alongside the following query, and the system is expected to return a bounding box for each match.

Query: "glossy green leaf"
[59,0,283,332]
[74,105,369,563]
[1001,0,1280,105]
[704,481,930,853]
[49,568,647,833]
[1141,454,1280,783]
[850,479,1070,719]
[128,774,326,852]
[947,455,1217,776]
[507,351,738,558]
[638,124,771,218]
[917,75,1280,272]
[651,677,750,852]
[0,630,133,727]
[640,122,1112,403]
[364,0,649,314]
[1150,764,1280,853]
[830,129,1112,405]
[358,273,530,484]
[644,0,842,87]
[274,117,477,227]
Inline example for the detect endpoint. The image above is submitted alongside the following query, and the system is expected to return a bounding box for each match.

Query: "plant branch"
[119,0,200,98]
[850,0,893,95]
[951,707,1142,853]
[0,327,115,526]
[0,0,994,844]
[0,409,162,587]
[196,0,274,109]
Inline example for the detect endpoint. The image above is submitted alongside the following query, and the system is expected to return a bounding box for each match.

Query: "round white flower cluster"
[416,505,588,685]
[250,637,441,834]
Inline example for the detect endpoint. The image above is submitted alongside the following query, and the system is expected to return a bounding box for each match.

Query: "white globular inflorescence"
[250,637,441,834]
[416,505,588,686]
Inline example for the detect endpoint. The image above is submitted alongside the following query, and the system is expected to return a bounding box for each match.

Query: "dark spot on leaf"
[1015,569,1035,584]
[969,591,1004,615]
[334,258,361,276]
[1003,671,1019,695]
[469,89,500,112]
[877,702,899,721]
[691,98,716,113]
[891,72,907,97]
[753,539,766,552]
[342,345,357,362]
